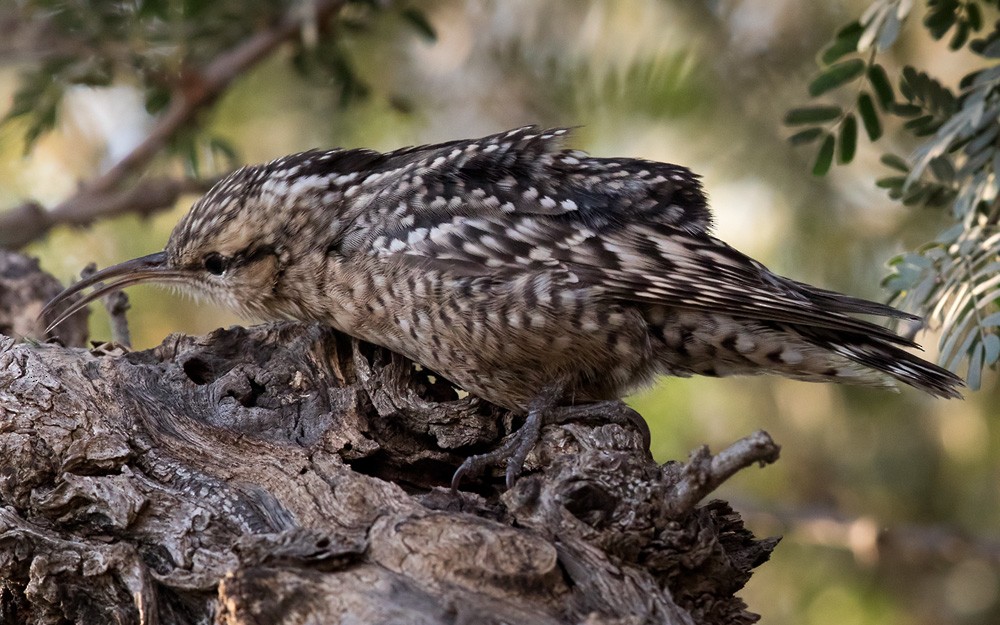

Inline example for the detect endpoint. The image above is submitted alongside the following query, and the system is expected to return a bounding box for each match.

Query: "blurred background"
[1,1,998,623]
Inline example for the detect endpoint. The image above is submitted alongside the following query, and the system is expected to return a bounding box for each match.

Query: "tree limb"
[0,251,779,624]
[0,0,346,250]
[0,177,217,250]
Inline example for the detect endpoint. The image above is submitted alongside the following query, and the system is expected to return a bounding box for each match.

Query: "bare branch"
[79,263,132,348]
[0,0,346,250]
[667,430,782,516]
[0,319,778,625]
[0,177,215,249]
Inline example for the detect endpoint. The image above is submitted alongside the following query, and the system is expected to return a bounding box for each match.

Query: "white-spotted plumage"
[156,125,966,408]
[46,123,964,451]
[42,127,968,486]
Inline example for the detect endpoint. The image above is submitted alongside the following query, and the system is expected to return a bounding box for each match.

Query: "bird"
[43,126,964,488]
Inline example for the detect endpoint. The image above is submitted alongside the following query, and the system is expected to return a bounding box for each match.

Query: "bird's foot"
[451,383,564,492]
[450,397,653,492]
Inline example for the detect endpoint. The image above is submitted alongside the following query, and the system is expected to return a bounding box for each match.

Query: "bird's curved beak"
[41,251,184,332]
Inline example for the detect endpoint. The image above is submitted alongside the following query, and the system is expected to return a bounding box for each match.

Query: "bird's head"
[43,150,365,331]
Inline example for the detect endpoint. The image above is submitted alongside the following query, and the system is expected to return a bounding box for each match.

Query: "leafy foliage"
[2,0,436,169]
[787,0,1000,389]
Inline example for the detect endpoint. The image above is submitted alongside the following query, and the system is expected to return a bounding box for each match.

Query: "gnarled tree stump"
[0,251,779,624]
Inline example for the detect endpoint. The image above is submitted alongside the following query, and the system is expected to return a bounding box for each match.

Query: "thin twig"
[0,0,346,250]
[78,263,131,348]
[103,290,132,348]
[667,430,781,516]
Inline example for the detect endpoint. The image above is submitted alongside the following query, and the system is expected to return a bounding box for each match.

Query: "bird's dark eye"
[203,253,228,275]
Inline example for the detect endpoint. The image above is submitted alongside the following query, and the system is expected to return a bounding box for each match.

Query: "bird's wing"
[345,127,912,345]
[378,206,917,347]
[577,223,918,345]
[338,125,712,253]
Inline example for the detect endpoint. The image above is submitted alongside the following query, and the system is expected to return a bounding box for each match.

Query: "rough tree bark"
[0,251,780,625]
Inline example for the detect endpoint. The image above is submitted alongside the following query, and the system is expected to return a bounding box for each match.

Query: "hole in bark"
[562,482,619,527]
[347,453,456,491]
[183,358,214,385]
[315,537,330,549]
[139,543,177,575]
[225,377,266,408]
[408,363,462,403]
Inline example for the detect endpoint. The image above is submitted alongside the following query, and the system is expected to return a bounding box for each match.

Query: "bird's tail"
[787,283,965,399]
[659,309,965,399]
[797,327,965,399]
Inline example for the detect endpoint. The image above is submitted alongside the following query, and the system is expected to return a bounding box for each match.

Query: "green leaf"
[877,10,903,51]
[942,324,977,373]
[857,92,882,140]
[835,19,865,40]
[821,21,864,65]
[785,105,843,125]
[928,156,956,183]
[808,59,866,97]
[821,39,858,66]
[881,153,910,172]
[899,66,917,99]
[967,3,983,31]
[876,176,907,188]
[5,68,65,153]
[981,38,1000,58]
[950,21,970,50]
[901,181,931,205]
[967,342,984,390]
[401,8,437,42]
[891,103,923,117]
[902,65,924,94]
[924,6,957,39]
[904,114,936,131]
[813,133,835,176]
[867,64,894,109]
[984,334,1000,365]
[788,127,825,145]
[980,312,1000,328]
[966,126,999,155]
[839,114,858,163]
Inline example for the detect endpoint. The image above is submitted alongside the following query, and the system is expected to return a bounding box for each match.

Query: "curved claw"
[450,431,527,492]
[451,411,543,492]
[450,382,564,492]
[449,394,653,492]
[504,409,543,489]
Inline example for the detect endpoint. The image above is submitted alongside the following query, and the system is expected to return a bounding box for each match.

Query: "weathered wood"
[0,251,779,624]
[0,252,87,348]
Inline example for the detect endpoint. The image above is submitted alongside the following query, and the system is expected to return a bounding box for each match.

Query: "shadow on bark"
[0,250,780,624]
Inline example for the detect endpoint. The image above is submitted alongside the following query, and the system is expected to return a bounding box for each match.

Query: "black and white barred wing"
[378,206,962,398]
[353,127,962,398]
[350,126,714,248]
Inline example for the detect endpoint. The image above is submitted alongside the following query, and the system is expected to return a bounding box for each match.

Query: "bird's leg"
[451,381,566,491]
